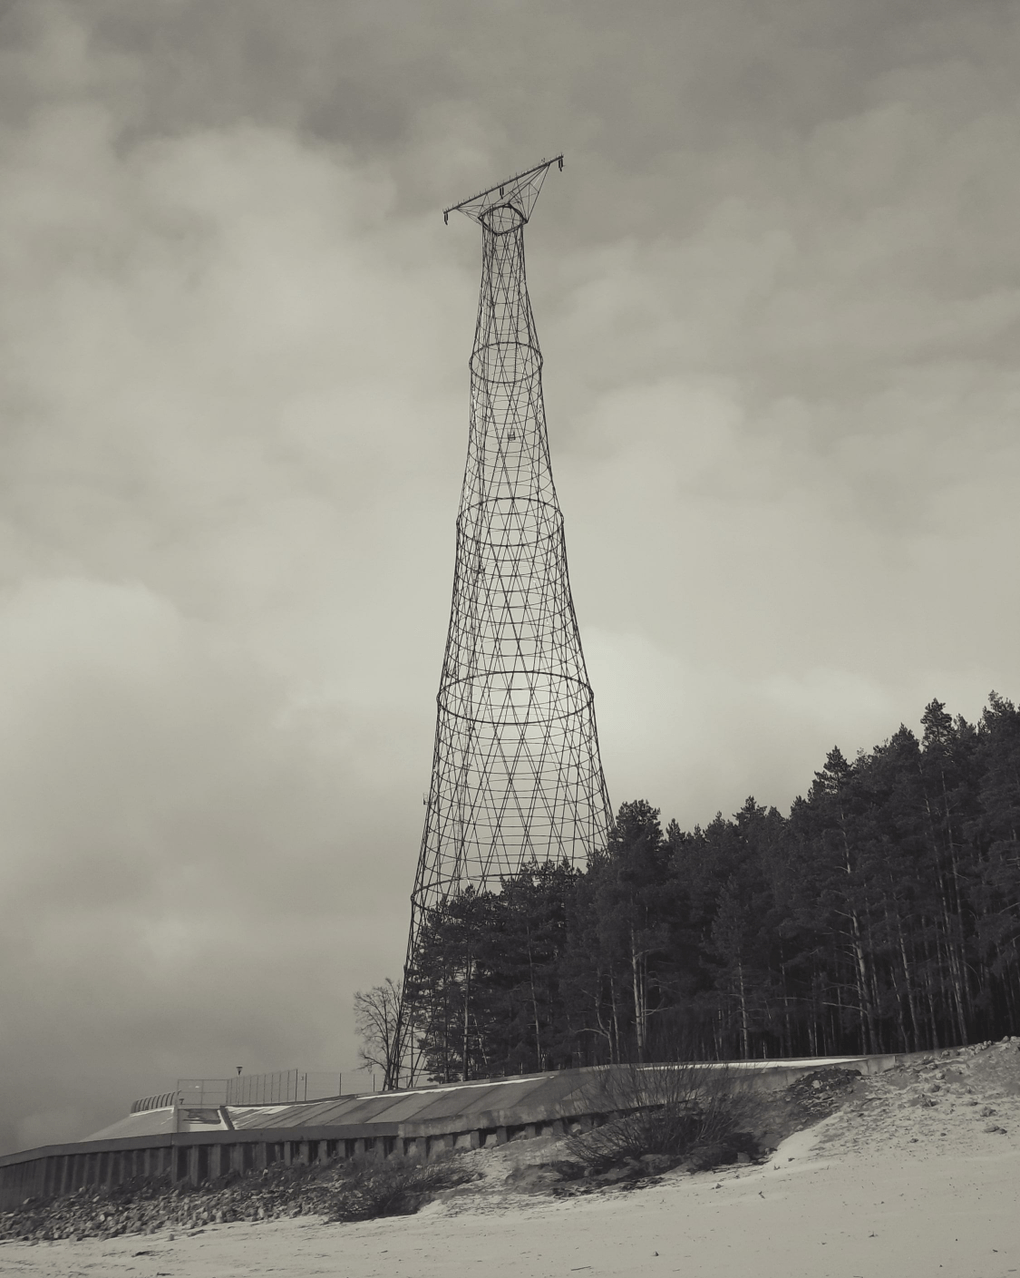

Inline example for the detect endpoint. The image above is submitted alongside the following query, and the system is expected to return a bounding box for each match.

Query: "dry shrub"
[322,1154,475,1221]
[566,1061,761,1172]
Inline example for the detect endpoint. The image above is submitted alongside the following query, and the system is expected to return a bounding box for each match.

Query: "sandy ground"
[4,1041,1020,1278]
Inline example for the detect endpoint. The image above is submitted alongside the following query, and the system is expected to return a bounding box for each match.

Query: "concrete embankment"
[0,1052,913,1211]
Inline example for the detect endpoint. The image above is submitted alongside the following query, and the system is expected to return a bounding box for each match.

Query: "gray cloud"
[1,0,1018,1151]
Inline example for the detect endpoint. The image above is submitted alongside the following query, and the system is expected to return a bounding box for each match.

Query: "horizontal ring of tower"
[469,340,542,382]
[479,205,526,234]
[456,495,563,525]
[454,528,563,556]
[436,671,594,727]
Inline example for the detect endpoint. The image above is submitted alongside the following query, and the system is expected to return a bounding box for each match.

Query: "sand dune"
[3,1041,1019,1278]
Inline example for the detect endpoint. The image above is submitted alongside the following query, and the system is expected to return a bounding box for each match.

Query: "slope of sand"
[4,1041,1020,1278]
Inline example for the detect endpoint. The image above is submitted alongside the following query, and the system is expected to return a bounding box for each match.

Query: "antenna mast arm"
[443,155,564,225]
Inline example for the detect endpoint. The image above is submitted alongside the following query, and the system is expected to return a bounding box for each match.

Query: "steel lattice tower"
[389,158,612,1086]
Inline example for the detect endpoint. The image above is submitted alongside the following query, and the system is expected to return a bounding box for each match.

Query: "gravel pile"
[0,1157,477,1244]
[806,1036,1020,1162]
[783,1067,864,1116]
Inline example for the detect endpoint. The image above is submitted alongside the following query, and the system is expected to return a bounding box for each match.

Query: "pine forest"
[400,695,1020,1080]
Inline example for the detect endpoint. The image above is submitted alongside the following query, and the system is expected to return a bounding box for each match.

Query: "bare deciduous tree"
[354,978,402,1077]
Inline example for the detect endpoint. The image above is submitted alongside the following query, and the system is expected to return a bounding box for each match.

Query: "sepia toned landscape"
[4,1040,1020,1277]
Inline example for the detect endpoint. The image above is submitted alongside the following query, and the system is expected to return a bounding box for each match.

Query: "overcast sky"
[1,0,1018,1154]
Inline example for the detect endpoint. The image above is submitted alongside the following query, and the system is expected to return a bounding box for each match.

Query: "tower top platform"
[443,155,563,225]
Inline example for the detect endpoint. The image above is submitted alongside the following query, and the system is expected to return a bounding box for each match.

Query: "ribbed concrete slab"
[86,1107,233,1141]
[223,1072,593,1132]
[84,1056,898,1144]
[368,1082,525,1124]
[228,1094,411,1130]
[305,1093,429,1124]
[85,1108,177,1141]
[221,1078,559,1131]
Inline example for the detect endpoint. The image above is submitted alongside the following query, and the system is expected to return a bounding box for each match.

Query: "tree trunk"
[737,960,750,1060]
[630,926,647,1061]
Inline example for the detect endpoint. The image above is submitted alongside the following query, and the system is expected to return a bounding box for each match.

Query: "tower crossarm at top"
[443,155,564,226]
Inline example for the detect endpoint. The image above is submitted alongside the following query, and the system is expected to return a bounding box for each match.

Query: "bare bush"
[566,1061,761,1172]
[322,1154,475,1221]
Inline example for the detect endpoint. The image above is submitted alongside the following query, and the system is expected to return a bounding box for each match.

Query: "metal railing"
[129,1070,342,1116]
[175,1078,229,1108]
[226,1070,341,1106]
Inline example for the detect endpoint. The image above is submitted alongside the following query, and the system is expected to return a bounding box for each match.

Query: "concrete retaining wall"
[0,1115,598,1213]
[0,1050,927,1213]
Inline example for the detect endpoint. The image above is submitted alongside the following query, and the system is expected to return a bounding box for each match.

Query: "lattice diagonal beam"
[387,158,612,1088]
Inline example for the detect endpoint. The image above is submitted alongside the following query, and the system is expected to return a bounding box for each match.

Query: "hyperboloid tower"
[388,158,612,1086]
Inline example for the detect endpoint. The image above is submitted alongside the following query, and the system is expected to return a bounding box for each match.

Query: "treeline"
[404,695,1020,1080]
